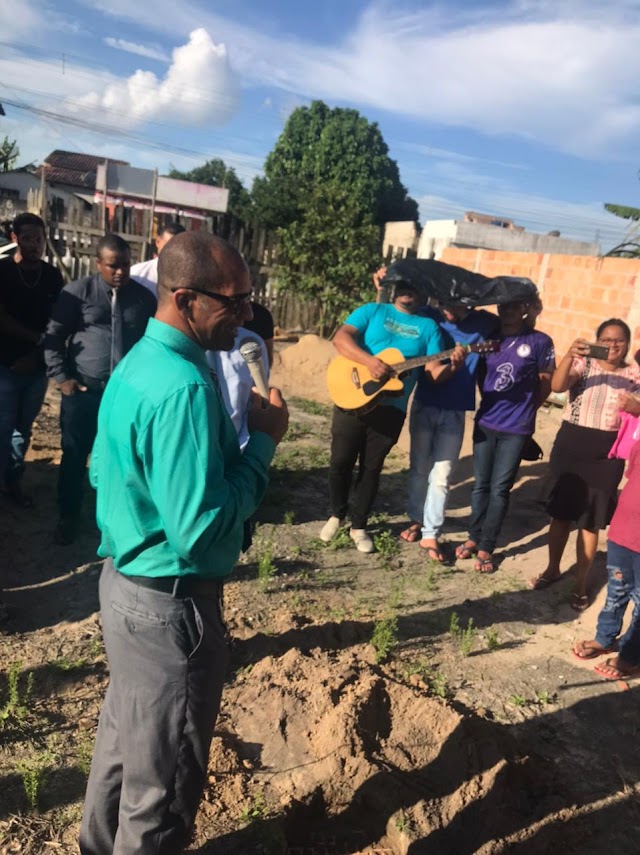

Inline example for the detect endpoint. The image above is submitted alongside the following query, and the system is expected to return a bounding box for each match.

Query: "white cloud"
[104,37,169,62]
[68,29,239,128]
[74,0,640,160]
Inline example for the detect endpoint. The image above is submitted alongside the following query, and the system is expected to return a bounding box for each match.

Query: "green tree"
[604,172,640,257]
[275,183,381,337]
[168,158,252,220]
[0,137,20,172]
[252,100,418,229]
[604,203,640,222]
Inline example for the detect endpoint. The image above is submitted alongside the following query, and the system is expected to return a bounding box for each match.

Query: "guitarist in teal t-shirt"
[319,278,465,554]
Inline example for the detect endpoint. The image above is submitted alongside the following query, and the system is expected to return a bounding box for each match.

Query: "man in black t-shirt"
[0,213,63,507]
[244,300,274,366]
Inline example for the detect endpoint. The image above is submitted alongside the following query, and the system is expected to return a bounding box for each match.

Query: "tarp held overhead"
[383,259,539,307]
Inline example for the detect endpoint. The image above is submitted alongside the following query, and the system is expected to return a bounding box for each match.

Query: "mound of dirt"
[271,335,335,404]
[194,646,545,854]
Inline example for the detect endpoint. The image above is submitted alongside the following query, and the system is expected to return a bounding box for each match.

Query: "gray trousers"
[80,559,229,855]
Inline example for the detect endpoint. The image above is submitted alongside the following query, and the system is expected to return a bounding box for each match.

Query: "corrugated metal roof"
[34,151,130,190]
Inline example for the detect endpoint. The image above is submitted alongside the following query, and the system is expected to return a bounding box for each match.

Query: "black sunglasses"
[171,287,252,313]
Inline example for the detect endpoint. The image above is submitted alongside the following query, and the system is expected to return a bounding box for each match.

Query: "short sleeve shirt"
[477,329,555,435]
[345,303,444,412]
[563,357,640,432]
[415,307,500,411]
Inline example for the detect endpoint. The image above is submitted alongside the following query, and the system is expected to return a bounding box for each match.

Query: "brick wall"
[441,247,640,358]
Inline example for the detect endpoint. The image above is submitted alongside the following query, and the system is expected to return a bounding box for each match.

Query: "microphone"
[239,339,270,401]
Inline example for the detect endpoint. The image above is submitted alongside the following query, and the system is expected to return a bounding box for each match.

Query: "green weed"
[428,671,451,699]
[326,528,352,551]
[534,690,556,706]
[76,732,95,777]
[240,789,268,824]
[373,530,399,566]
[371,616,399,663]
[282,510,296,526]
[18,748,55,812]
[449,612,461,637]
[0,662,34,730]
[485,627,500,651]
[284,421,314,440]
[509,694,526,707]
[459,618,477,656]
[254,529,278,589]
[289,397,330,417]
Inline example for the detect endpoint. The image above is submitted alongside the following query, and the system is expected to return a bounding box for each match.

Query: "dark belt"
[78,373,108,391]
[120,572,223,599]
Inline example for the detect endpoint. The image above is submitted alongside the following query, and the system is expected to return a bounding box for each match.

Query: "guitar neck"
[392,346,463,374]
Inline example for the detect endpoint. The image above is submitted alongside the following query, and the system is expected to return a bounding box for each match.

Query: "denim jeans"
[58,388,102,518]
[595,540,640,665]
[0,365,48,486]
[407,401,465,539]
[469,423,528,553]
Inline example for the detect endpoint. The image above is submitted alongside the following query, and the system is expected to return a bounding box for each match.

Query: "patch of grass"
[423,566,437,592]
[284,421,314,440]
[326,528,352,551]
[371,615,399,663]
[485,627,500,651]
[0,661,34,731]
[254,528,278,589]
[395,810,410,833]
[369,511,390,525]
[428,670,451,699]
[373,530,399,567]
[289,397,330,417]
[387,582,405,611]
[449,612,461,637]
[282,510,296,526]
[459,618,477,656]
[50,655,88,672]
[509,694,526,707]
[76,732,95,777]
[240,789,268,824]
[534,689,556,706]
[18,748,56,812]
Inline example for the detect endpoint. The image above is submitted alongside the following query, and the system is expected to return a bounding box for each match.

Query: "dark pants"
[0,366,48,486]
[595,540,640,665]
[469,424,528,553]
[58,388,102,518]
[80,559,229,855]
[328,405,405,529]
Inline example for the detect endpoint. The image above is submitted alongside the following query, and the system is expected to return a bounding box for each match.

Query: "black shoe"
[54,517,79,545]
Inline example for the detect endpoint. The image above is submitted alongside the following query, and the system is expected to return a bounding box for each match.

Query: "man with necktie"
[44,234,156,544]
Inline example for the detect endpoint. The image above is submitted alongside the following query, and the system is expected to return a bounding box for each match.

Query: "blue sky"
[1,0,639,249]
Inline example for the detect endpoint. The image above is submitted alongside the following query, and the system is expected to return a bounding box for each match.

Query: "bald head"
[157,232,248,304]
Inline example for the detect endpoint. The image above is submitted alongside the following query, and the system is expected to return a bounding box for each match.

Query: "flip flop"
[455,542,477,560]
[530,573,562,591]
[399,523,421,543]
[475,556,496,574]
[570,593,589,612]
[594,657,640,681]
[420,543,445,563]
[572,640,616,661]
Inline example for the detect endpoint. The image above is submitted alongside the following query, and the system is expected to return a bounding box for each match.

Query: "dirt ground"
[2,373,640,854]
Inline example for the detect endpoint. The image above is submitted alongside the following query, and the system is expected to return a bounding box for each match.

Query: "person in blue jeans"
[0,213,63,507]
[402,303,499,560]
[573,439,640,680]
[456,300,555,573]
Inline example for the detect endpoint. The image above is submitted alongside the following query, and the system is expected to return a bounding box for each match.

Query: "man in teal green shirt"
[80,232,289,855]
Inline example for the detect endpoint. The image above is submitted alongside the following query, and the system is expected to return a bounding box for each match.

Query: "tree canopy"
[252,100,418,229]
[168,158,252,220]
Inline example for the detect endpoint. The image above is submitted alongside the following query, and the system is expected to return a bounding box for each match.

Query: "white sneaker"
[320,516,343,542]
[350,528,374,553]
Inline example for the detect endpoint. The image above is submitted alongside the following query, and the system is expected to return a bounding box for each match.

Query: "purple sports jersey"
[476,330,555,435]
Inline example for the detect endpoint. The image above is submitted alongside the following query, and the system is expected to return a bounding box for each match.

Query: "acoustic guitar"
[326,341,500,413]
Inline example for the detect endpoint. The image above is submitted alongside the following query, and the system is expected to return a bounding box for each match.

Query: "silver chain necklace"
[16,261,43,290]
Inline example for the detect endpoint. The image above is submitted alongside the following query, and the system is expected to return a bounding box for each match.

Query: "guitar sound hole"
[350,368,361,389]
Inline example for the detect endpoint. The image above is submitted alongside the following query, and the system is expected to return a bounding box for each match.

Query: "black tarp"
[382,259,539,307]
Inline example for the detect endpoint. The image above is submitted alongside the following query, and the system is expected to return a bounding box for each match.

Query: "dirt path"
[1,386,640,854]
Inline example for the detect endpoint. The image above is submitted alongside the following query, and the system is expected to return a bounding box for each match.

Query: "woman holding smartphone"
[531,319,640,610]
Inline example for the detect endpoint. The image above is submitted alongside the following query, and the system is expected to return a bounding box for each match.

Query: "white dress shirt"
[130,258,158,297]
[207,328,269,450]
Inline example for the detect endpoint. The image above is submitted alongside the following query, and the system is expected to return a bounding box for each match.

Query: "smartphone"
[585,343,609,360]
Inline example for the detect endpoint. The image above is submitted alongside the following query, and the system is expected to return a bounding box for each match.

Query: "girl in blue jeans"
[455,300,555,573]
[573,440,640,680]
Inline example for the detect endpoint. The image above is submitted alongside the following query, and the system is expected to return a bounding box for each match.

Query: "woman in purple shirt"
[455,300,555,573]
